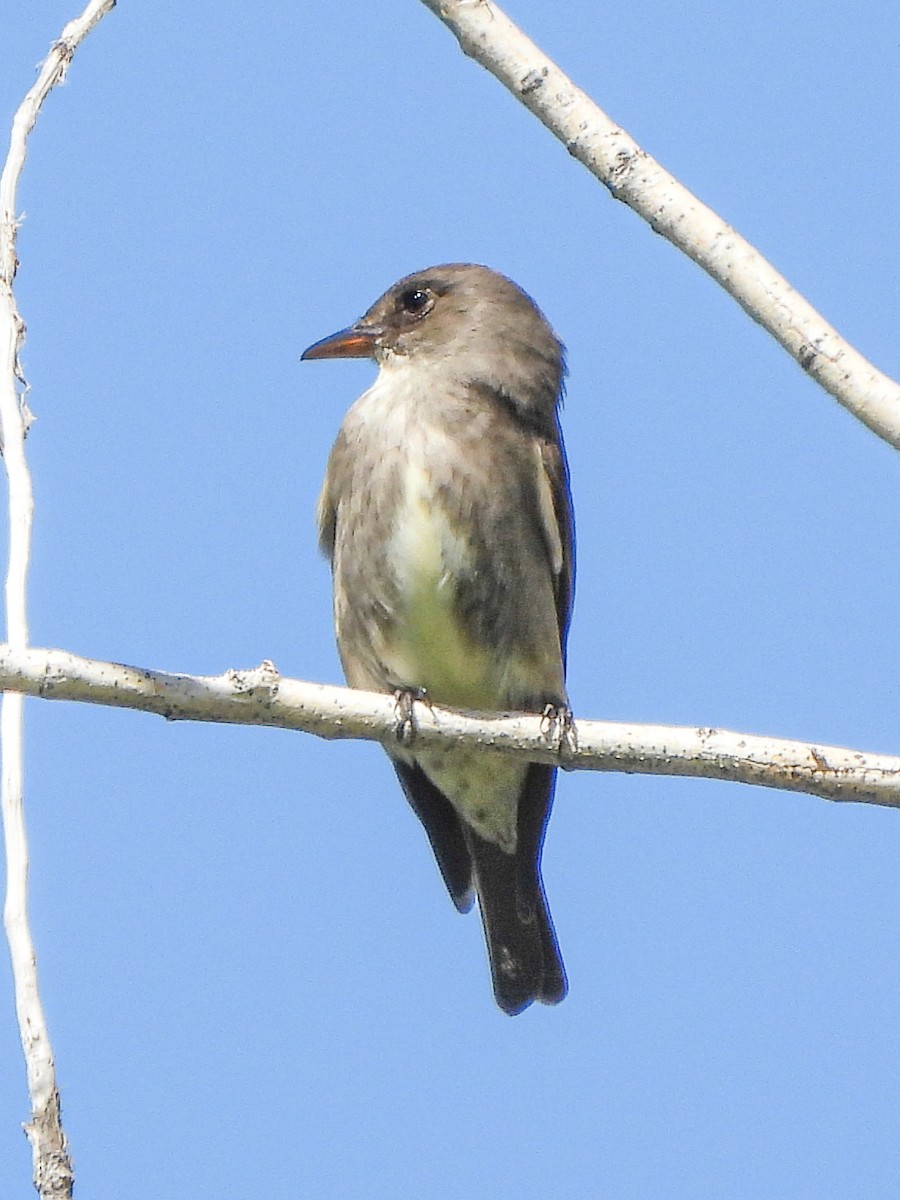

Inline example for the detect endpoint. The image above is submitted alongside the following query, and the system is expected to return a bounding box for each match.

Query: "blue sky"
[2,1,899,1195]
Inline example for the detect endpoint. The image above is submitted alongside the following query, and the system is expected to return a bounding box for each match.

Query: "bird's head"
[301,263,566,423]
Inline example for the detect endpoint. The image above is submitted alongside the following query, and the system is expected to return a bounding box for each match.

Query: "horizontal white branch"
[2,644,899,808]
[418,0,900,449]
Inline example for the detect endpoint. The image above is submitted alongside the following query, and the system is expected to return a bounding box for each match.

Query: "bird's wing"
[536,423,576,656]
[391,758,474,913]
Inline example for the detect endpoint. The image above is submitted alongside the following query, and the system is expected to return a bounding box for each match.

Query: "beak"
[300,324,381,361]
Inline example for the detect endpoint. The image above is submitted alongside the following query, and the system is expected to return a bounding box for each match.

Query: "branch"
[417,0,900,449]
[0,3,115,1196]
[1,644,898,809]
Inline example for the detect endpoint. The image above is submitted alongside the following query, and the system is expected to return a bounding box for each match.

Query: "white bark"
[417,0,900,449]
[0,3,115,1196]
[0,644,897,809]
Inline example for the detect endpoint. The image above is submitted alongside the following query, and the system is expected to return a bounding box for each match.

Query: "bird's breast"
[382,447,525,852]
[384,451,496,710]
[341,360,511,710]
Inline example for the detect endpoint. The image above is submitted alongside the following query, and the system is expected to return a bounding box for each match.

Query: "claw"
[393,687,429,745]
[540,703,577,760]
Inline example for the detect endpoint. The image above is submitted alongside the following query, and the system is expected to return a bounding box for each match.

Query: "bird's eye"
[399,287,432,316]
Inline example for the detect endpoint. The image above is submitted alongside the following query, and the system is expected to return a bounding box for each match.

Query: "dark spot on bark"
[521,68,548,95]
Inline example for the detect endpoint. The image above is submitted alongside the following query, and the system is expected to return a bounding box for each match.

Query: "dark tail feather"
[393,756,566,1014]
[517,763,567,1006]
[467,804,567,1015]
[530,871,567,1006]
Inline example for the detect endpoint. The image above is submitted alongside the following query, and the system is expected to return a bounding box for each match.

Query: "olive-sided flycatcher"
[302,263,574,1015]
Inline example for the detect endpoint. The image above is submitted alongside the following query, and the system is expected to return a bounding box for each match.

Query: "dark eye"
[399,287,432,316]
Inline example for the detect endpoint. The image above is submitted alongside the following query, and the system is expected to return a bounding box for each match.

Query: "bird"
[301,263,575,1014]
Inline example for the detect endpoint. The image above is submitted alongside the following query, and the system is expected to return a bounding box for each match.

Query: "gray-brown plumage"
[302,263,574,1014]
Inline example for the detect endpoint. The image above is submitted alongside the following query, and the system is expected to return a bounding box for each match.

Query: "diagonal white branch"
[417,0,900,449]
[0,2,115,1197]
[0,644,898,809]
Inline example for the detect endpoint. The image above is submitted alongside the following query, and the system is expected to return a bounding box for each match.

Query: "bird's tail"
[467,767,567,1015]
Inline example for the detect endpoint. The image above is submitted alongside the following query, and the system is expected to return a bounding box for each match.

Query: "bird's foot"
[393,686,430,746]
[540,702,578,762]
